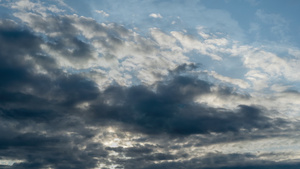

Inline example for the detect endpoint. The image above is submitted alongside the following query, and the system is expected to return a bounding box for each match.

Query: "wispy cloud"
[95,10,109,17]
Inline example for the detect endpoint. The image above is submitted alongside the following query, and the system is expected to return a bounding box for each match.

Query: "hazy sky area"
[1,0,300,168]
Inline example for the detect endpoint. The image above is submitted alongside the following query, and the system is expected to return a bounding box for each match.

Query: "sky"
[1,0,300,168]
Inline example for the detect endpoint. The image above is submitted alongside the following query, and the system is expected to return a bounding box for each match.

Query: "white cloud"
[245,70,269,91]
[171,31,222,60]
[244,49,300,81]
[219,43,300,92]
[270,84,291,92]
[149,13,163,18]
[206,70,250,89]
[288,48,300,58]
[95,10,109,17]
[197,27,210,39]
[0,159,24,166]
[10,1,300,118]
[13,12,191,87]
[10,0,64,16]
[11,0,39,11]
[205,38,228,46]
[195,92,249,109]
[14,8,300,102]
[150,28,179,49]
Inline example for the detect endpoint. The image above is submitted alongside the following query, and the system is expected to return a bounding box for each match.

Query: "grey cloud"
[131,152,300,169]
[15,13,152,70]
[47,37,95,61]
[0,17,293,169]
[18,13,79,37]
[16,13,97,63]
[16,12,173,82]
[170,63,200,75]
[0,20,108,169]
[105,144,186,169]
[0,119,107,169]
[89,75,281,135]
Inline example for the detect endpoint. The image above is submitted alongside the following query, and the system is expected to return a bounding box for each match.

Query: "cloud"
[0,21,109,168]
[8,0,65,16]
[170,31,223,60]
[149,13,163,18]
[204,70,250,89]
[95,10,109,17]
[137,153,300,169]
[0,18,292,168]
[1,1,300,168]
[12,12,192,86]
[219,43,300,92]
[88,74,284,135]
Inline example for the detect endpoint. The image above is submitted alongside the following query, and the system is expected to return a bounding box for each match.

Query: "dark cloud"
[0,17,293,169]
[0,119,108,169]
[104,144,187,169]
[21,13,129,61]
[169,63,201,75]
[89,75,281,135]
[98,150,300,169]
[47,36,95,61]
[126,152,300,169]
[15,13,97,64]
[0,20,107,169]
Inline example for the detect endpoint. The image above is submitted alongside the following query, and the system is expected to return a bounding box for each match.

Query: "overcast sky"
[1,0,300,168]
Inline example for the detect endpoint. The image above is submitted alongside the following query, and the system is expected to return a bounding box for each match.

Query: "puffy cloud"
[149,13,163,18]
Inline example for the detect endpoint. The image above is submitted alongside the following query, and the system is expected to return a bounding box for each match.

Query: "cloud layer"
[1,0,300,168]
